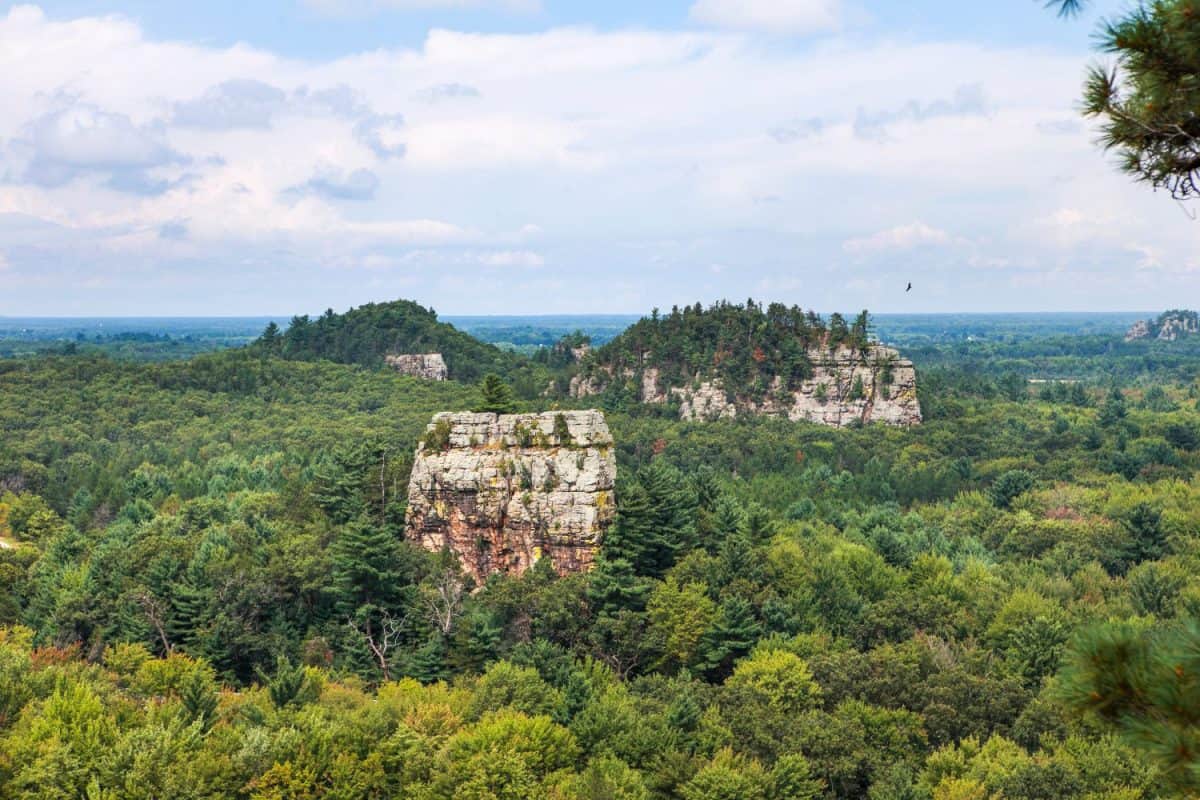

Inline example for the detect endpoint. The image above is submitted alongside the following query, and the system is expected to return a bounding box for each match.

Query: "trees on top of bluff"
[582,300,874,401]
[254,299,525,384]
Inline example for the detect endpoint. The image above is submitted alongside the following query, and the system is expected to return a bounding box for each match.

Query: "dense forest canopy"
[256,299,531,385]
[3,305,1200,797]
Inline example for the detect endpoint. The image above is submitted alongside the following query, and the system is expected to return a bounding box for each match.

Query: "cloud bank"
[0,3,1194,315]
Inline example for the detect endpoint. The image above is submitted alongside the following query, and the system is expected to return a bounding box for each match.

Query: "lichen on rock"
[405,410,616,582]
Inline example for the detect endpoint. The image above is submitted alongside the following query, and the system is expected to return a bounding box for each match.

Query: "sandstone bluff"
[571,345,921,428]
[406,410,615,582]
[385,353,448,380]
[1125,310,1200,342]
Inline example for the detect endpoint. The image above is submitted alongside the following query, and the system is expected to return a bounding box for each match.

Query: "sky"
[0,0,1197,316]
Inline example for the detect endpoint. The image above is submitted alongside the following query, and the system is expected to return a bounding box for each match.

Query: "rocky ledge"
[571,345,921,427]
[405,410,616,582]
[1126,310,1200,342]
[385,353,448,380]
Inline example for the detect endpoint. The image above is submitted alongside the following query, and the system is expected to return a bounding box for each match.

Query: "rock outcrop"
[1126,310,1200,342]
[571,345,921,428]
[386,353,448,380]
[405,411,616,582]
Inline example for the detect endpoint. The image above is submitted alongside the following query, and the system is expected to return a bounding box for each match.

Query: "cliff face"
[1126,311,1200,342]
[571,345,921,428]
[405,411,615,583]
[385,353,448,380]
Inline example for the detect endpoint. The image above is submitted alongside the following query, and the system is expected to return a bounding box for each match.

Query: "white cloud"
[0,251,9,271]
[475,249,543,267]
[288,165,380,201]
[689,0,840,34]
[0,4,1195,314]
[7,101,185,193]
[843,222,954,255]
[173,79,288,129]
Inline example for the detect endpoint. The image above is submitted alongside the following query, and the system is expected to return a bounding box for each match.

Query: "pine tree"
[180,670,218,732]
[699,595,761,681]
[586,557,651,615]
[606,461,697,578]
[330,518,406,617]
[478,373,517,414]
[259,321,281,351]
[1058,620,1200,795]
[1047,0,1200,198]
[255,655,312,710]
[1099,386,1127,428]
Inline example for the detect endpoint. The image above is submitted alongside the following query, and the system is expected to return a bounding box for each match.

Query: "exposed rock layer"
[385,353,448,380]
[571,345,921,427]
[1126,311,1200,342]
[406,411,615,582]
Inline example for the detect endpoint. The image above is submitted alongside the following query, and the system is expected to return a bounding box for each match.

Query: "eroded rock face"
[405,411,616,582]
[572,345,921,428]
[386,353,448,380]
[1126,311,1200,342]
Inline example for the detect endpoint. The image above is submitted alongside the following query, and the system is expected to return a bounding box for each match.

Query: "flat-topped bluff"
[405,410,615,582]
[571,344,920,427]
[565,301,921,427]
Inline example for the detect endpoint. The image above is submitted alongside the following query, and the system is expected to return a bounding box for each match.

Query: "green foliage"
[255,655,316,709]
[423,418,453,451]
[1058,620,1200,794]
[1072,1,1200,199]
[578,300,880,405]
[988,470,1035,509]
[4,310,1200,798]
[260,299,527,382]
[478,373,517,414]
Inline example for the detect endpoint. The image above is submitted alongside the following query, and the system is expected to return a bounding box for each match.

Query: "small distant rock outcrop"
[385,353,448,381]
[572,345,921,428]
[1126,310,1200,342]
[405,411,616,583]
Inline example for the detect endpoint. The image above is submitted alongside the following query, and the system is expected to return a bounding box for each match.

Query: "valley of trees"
[3,303,1200,797]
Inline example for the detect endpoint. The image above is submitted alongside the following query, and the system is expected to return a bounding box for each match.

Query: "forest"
[2,302,1200,798]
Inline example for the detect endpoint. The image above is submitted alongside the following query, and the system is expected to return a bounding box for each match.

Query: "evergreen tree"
[330,518,407,617]
[1048,0,1200,199]
[1059,620,1200,796]
[179,670,219,732]
[988,469,1035,510]
[605,461,697,578]
[255,655,312,710]
[478,373,517,414]
[699,596,761,681]
[259,321,281,351]
[1100,388,1128,428]
[587,557,651,615]
[1113,502,1167,573]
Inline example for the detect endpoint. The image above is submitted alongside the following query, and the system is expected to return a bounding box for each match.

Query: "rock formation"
[385,353,448,380]
[571,345,921,428]
[1126,310,1200,342]
[405,410,615,582]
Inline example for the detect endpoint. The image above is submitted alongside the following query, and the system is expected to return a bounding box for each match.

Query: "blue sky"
[1,0,1196,316]
[22,1,1117,57]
